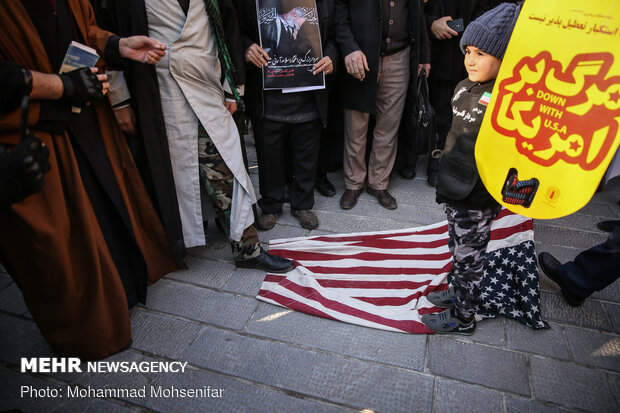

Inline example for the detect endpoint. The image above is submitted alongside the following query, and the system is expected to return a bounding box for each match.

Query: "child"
[422,3,521,335]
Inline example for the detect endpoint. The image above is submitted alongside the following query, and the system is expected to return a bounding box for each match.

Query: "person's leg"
[254,119,289,215]
[558,225,620,297]
[197,124,260,261]
[369,47,410,191]
[290,118,322,211]
[342,109,370,190]
[446,204,500,320]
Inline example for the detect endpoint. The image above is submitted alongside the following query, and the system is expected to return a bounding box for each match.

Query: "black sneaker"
[426,286,455,308]
[421,308,476,335]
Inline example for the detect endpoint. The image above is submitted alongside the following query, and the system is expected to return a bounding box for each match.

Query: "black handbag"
[415,69,434,129]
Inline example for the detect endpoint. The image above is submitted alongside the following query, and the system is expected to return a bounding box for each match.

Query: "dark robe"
[89,0,186,266]
[0,0,177,360]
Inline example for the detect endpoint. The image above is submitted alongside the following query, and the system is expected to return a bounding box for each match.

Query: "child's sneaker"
[426,286,456,308]
[421,308,476,335]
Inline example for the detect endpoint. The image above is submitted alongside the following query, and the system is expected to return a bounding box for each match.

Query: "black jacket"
[436,78,498,209]
[233,0,338,127]
[424,0,489,82]
[333,0,430,115]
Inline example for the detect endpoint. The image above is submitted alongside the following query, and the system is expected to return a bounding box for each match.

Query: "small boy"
[421,3,521,335]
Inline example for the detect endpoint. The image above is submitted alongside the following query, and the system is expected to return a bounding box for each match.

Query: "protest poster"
[475,0,620,219]
[257,0,325,90]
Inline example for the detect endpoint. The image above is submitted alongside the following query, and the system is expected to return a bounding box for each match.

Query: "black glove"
[0,135,51,209]
[60,67,105,107]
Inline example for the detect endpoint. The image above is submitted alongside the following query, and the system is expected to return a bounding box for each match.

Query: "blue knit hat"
[460,3,521,60]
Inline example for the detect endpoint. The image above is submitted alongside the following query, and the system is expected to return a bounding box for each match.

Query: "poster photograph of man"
[257,0,325,90]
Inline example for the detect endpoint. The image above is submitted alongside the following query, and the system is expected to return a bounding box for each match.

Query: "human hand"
[313,56,333,75]
[119,36,166,64]
[225,101,237,115]
[431,16,459,40]
[245,43,270,68]
[60,67,108,107]
[0,135,51,207]
[344,50,369,81]
[418,63,431,78]
[113,106,136,135]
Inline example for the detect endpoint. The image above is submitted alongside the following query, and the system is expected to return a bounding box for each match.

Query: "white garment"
[145,0,256,245]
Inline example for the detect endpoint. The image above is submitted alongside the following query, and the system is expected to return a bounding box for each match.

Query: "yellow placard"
[476,0,620,219]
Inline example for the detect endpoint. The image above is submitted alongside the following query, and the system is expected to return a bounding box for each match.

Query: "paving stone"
[256,221,310,243]
[0,313,53,365]
[146,280,258,330]
[221,267,266,297]
[166,256,235,289]
[129,308,203,359]
[284,209,416,234]
[609,373,620,406]
[0,282,29,315]
[542,212,607,232]
[564,326,620,373]
[187,235,233,261]
[0,365,137,412]
[505,396,573,413]
[432,378,503,413]
[591,277,620,303]
[540,290,612,331]
[427,336,529,395]
[182,326,434,413]
[604,302,620,334]
[530,355,617,412]
[470,317,506,347]
[65,351,347,413]
[0,272,12,290]
[506,322,570,360]
[245,303,426,371]
[533,224,607,250]
[575,200,620,219]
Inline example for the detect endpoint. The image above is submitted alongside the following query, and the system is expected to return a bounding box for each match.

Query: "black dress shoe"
[236,248,294,273]
[399,166,416,180]
[597,220,620,233]
[538,252,585,307]
[315,176,336,197]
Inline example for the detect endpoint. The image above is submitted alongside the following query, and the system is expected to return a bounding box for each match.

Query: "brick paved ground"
[1,137,619,412]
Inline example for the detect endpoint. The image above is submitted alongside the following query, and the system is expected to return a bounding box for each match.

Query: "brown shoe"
[366,187,397,210]
[291,209,319,229]
[339,188,362,210]
[256,213,280,230]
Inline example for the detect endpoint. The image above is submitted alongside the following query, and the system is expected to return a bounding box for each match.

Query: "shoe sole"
[235,261,294,273]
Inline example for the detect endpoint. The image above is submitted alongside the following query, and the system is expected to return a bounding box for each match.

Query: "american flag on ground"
[258,209,547,333]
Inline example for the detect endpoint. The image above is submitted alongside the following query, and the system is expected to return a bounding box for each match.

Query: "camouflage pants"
[198,123,260,261]
[445,204,501,319]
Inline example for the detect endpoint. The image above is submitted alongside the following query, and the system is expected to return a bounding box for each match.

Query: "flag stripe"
[258,209,545,334]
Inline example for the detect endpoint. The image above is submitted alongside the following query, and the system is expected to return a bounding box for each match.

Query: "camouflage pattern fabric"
[198,123,260,260]
[445,204,501,319]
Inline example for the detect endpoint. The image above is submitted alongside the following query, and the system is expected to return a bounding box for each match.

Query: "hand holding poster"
[476,0,620,219]
[257,0,325,90]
